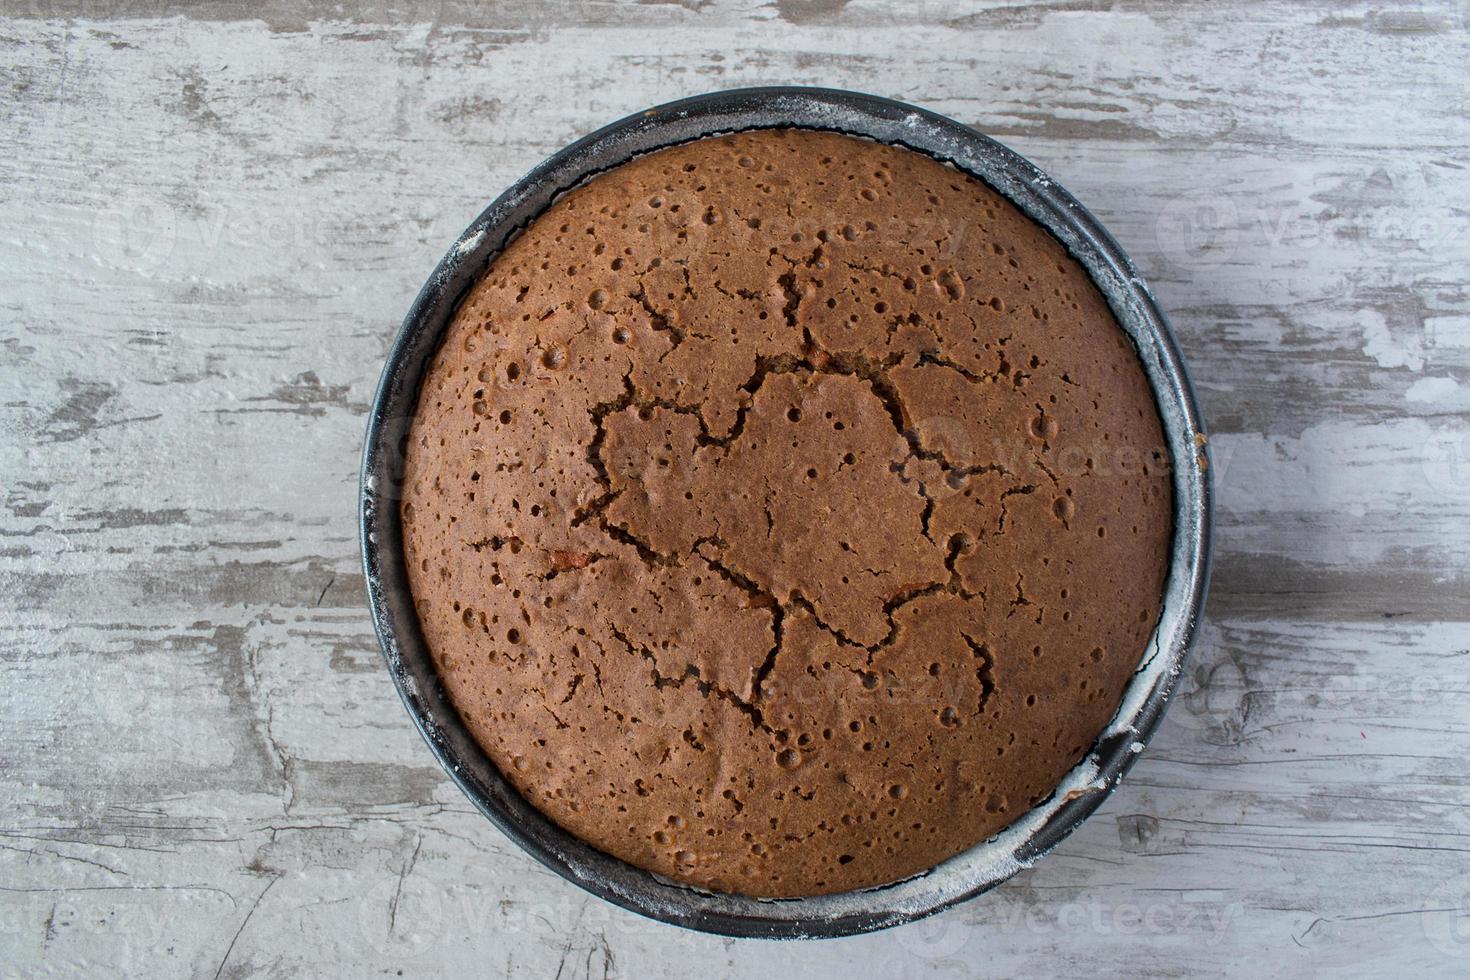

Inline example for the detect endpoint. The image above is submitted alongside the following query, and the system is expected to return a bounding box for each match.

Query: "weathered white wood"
[2,1,1468,976]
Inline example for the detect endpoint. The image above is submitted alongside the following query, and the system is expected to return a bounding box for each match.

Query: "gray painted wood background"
[3,1,1468,976]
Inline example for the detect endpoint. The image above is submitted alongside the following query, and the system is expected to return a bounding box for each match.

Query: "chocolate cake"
[400,128,1172,897]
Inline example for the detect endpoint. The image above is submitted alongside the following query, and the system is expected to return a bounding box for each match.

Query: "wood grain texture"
[1,1,1467,976]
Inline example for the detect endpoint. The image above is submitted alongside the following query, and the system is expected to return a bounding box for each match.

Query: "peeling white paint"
[1359,309,1426,372]
[1405,375,1460,403]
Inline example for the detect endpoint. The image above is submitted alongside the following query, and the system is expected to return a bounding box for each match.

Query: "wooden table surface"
[3,2,1468,976]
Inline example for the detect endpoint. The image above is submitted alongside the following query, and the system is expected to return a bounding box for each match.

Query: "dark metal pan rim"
[359,85,1213,940]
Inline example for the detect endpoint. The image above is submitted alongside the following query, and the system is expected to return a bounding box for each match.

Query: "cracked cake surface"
[400,128,1173,897]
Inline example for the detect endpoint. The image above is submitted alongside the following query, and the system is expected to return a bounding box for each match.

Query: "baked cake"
[400,129,1172,897]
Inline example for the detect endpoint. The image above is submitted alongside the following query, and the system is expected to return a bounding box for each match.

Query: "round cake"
[400,128,1172,897]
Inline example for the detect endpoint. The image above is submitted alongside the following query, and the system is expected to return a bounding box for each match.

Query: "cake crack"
[608,624,775,737]
[960,633,996,717]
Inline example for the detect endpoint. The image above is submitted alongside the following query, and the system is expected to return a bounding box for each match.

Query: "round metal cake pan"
[360,86,1213,939]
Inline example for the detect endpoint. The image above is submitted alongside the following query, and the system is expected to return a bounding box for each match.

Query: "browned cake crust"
[400,129,1172,897]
